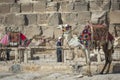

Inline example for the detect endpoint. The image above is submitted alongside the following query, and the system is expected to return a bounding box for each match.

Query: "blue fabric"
[56,41,62,62]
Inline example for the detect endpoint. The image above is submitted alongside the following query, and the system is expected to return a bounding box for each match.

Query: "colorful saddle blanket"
[79,25,91,48]
[79,24,114,48]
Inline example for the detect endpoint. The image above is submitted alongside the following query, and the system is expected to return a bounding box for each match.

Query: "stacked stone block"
[33,1,46,12]
[0,4,11,14]
[0,0,119,38]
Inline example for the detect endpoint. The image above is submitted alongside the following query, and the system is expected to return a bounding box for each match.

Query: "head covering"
[58,36,62,40]
[64,24,69,27]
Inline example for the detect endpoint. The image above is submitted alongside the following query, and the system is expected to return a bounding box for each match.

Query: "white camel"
[58,24,120,75]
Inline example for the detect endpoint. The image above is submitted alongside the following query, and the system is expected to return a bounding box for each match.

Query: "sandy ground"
[0,71,120,80]
[0,50,120,80]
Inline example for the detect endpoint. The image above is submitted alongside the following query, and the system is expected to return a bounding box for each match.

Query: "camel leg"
[97,49,101,63]
[105,61,111,74]
[100,60,108,74]
[100,53,109,74]
[100,43,109,74]
[84,48,92,76]
[105,52,112,74]
[87,60,92,76]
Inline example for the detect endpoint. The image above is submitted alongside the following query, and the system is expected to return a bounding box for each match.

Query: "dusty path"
[0,72,120,80]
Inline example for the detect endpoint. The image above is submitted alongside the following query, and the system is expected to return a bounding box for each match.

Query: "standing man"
[56,36,63,62]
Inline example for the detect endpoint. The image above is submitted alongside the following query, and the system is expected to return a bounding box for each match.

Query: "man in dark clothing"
[56,37,63,62]
[6,49,11,60]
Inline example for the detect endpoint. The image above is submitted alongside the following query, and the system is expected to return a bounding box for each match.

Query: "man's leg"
[6,49,10,60]
[57,50,62,62]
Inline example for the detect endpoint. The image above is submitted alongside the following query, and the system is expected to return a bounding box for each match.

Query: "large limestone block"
[46,2,58,12]
[21,3,33,12]
[48,13,62,26]
[111,0,120,10]
[0,15,4,24]
[33,1,46,12]
[4,14,24,26]
[18,0,33,3]
[61,13,78,25]
[24,25,42,39]
[37,13,50,24]
[73,2,88,12]
[59,2,74,12]
[23,14,37,25]
[109,11,120,24]
[0,4,10,14]
[0,0,15,3]
[91,11,107,24]
[90,0,111,11]
[112,49,120,61]
[77,11,91,24]
[42,26,54,38]
[10,4,20,13]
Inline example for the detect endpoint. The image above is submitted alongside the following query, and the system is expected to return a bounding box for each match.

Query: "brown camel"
[79,23,114,74]
[58,23,115,75]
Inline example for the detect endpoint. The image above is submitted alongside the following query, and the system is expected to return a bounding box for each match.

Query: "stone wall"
[0,0,120,38]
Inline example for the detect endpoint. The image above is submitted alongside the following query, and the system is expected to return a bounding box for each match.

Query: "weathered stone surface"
[59,1,88,12]
[112,49,120,61]
[18,0,33,3]
[109,11,120,24]
[90,0,111,11]
[5,14,24,26]
[22,63,72,73]
[73,2,88,11]
[109,24,120,37]
[37,13,50,24]
[43,26,54,38]
[0,15,4,24]
[0,4,10,14]
[53,0,67,2]
[73,0,85,2]
[24,25,42,38]
[9,64,22,73]
[61,13,78,25]
[48,13,62,26]
[46,2,58,12]
[15,14,25,26]
[0,0,15,3]
[10,4,20,13]
[77,11,91,24]
[33,1,46,12]
[59,2,74,12]
[21,3,33,12]
[47,0,53,2]
[91,11,106,24]
[23,14,37,25]
[111,0,120,10]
